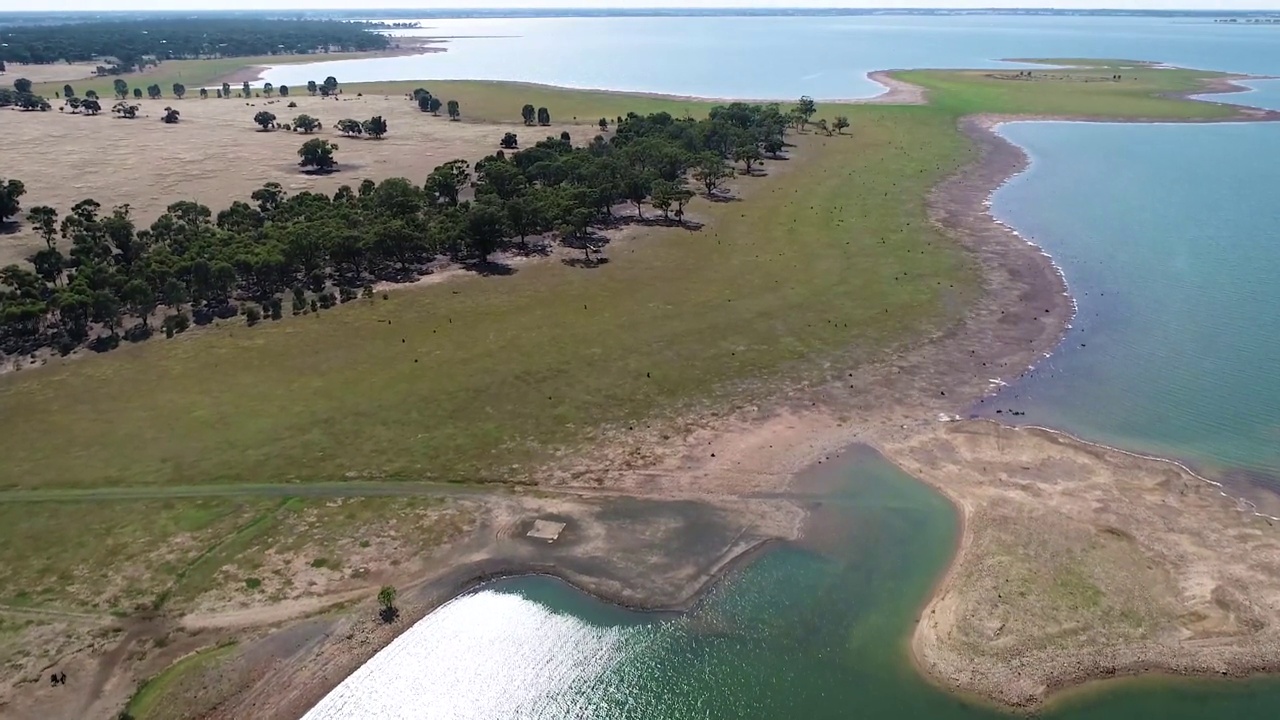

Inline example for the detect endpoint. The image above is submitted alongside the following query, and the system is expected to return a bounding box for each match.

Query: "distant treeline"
[0,102,800,359]
[0,18,389,69]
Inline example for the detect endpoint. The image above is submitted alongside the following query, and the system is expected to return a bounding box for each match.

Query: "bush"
[123,323,152,343]
[338,286,357,303]
[287,101,297,108]
[267,297,283,320]
[244,304,262,326]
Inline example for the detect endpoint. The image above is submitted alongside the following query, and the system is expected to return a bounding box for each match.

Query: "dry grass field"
[1,91,581,266]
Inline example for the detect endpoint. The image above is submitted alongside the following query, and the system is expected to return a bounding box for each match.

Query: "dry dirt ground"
[0,92,581,267]
[0,63,103,84]
[892,421,1280,708]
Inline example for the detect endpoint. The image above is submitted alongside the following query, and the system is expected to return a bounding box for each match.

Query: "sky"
[2,1,1277,12]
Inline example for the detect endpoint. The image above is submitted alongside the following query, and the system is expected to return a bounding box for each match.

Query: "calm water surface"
[297,16,1280,717]
[988,122,1280,485]
[263,16,1280,98]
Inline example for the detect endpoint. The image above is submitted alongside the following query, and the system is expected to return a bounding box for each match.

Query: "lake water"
[296,14,1280,718]
[987,121,1280,488]
[263,15,1280,99]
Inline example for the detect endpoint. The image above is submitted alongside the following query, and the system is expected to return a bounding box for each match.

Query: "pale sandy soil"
[213,38,448,86]
[0,62,103,84]
[0,93,580,267]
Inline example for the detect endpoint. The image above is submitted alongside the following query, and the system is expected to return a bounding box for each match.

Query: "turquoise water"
[306,454,1280,718]
[987,122,1280,487]
[262,16,1280,98]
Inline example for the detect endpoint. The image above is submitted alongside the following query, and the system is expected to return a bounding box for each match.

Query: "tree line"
[0,100,805,359]
[0,18,389,73]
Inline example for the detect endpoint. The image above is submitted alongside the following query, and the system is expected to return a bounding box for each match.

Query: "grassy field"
[901,61,1237,119]
[0,102,976,491]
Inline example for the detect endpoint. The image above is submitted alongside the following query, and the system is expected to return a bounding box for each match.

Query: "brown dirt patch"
[0,92,581,267]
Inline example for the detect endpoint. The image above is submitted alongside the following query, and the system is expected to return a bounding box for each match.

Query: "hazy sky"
[3,1,1278,12]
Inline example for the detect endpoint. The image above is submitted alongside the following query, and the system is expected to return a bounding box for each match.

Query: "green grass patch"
[900,64,1236,119]
[124,642,239,720]
[0,103,975,490]
[0,499,264,612]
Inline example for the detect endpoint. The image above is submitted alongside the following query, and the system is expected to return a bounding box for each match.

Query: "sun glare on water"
[302,590,632,720]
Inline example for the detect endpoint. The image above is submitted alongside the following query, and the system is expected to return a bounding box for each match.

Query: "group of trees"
[0,18,389,73]
[334,116,387,139]
[521,104,552,126]
[410,88,459,120]
[0,99,800,358]
[1,77,52,111]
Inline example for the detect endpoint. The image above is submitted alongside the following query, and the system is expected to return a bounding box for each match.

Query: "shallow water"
[987,122,1280,487]
[305,453,1280,718]
[262,15,1280,99]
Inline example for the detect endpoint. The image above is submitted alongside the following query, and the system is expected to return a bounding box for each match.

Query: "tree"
[733,144,763,173]
[424,160,469,207]
[81,98,102,115]
[521,103,535,126]
[279,85,289,97]
[221,82,231,99]
[0,179,27,223]
[173,83,185,99]
[26,205,58,248]
[794,95,817,127]
[199,87,208,100]
[446,99,460,121]
[500,132,518,149]
[599,117,608,132]
[263,82,274,97]
[428,97,442,115]
[122,278,155,329]
[113,78,128,99]
[66,97,83,113]
[322,76,338,95]
[762,137,784,158]
[132,87,142,99]
[161,107,180,124]
[62,84,75,99]
[417,93,434,113]
[113,101,140,119]
[335,118,363,137]
[362,115,388,139]
[815,118,830,136]
[146,84,161,99]
[463,203,510,261]
[297,138,338,172]
[253,110,277,131]
[377,585,397,622]
[622,172,653,220]
[692,153,733,196]
[306,80,318,96]
[537,107,551,126]
[14,78,33,94]
[293,114,321,133]
[85,90,98,100]
[833,115,850,134]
